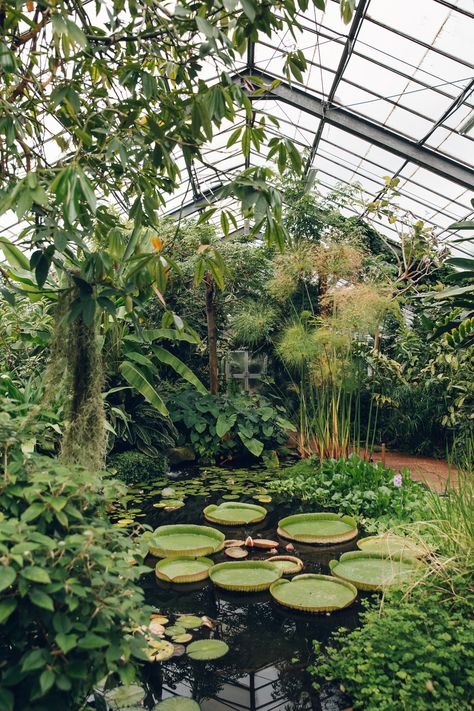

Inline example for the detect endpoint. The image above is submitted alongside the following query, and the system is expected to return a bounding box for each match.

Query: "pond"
[115,464,367,710]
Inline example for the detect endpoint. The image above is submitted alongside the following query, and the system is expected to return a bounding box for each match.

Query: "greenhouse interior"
[0,0,473,709]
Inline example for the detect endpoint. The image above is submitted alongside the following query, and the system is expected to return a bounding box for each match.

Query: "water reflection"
[139,468,362,710]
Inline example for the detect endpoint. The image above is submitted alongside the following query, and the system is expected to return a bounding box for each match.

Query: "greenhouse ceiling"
[1,0,473,255]
[165,0,474,256]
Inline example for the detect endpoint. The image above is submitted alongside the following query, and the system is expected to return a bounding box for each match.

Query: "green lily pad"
[177,615,203,629]
[209,561,282,592]
[105,685,145,709]
[155,557,214,584]
[278,512,358,544]
[267,555,304,574]
[330,551,419,591]
[153,499,185,510]
[147,639,175,661]
[253,495,272,503]
[221,494,240,500]
[149,524,225,558]
[357,534,426,559]
[186,639,229,660]
[172,633,193,643]
[165,624,186,636]
[270,573,357,612]
[153,699,201,710]
[203,502,267,526]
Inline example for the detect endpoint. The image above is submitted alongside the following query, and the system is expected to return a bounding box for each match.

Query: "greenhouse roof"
[165,0,474,256]
[1,0,473,256]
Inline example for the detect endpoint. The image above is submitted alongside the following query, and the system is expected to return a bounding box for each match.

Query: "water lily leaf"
[204,502,267,526]
[153,499,185,510]
[225,547,248,559]
[149,620,166,636]
[153,697,201,710]
[252,538,279,549]
[267,555,304,575]
[172,633,193,643]
[270,574,357,613]
[105,684,145,709]
[176,615,203,629]
[161,487,176,497]
[150,614,169,625]
[253,495,272,503]
[186,639,229,661]
[148,639,175,661]
[221,494,239,500]
[209,561,282,592]
[224,539,245,548]
[164,625,186,637]
[278,512,358,544]
[330,551,419,591]
[155,558,214,584]
[148,524,225,558]
[172,644,186,657]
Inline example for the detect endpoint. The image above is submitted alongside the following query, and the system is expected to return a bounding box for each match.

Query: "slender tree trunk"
[205,272,218,395]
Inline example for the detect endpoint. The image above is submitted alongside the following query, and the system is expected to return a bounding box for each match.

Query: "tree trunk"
[205,272,218,395]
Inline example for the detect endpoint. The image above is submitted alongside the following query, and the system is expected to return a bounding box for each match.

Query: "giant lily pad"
[267,555,304,575]
[203,501,267,525]
[278,512,358,544]
[149,524,225,558]
[155,557,214,584]
[357,534,426,559]
[209,561,282,592]
[270,573,357,612]
[153,697,201,710]
[105,685,145,709]
[186,639,229,660]
[330,551,419,591]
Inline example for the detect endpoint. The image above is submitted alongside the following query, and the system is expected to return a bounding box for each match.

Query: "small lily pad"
[224,539,245,548]
[105,685,145,709]
[253,495,272,503]
[177,615,203,629]
[155,557,214,584]
[252,538,279,549]
[153,499,185,510]
[153,697,201,710]
[267,555,304,574]
[203,502,267,525]
[172,633,193,643]
[270,574,357,612]
[210,561,282,592]
[172,644,186,657]
[330,551,419,591]
[149,524,225,558]
[150,614,169,625]
[186,639,229,660]
[278,512,358,544]
[357,534,426,559]
[225,547,248,559]
[221,494,240,500]
[147,640,175,661]
[165,625,186,637]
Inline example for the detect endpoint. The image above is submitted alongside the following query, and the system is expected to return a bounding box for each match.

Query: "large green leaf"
[0,237,30,270]
[237,432,264,457]
[119,360,168,416]
[152,347,207,394]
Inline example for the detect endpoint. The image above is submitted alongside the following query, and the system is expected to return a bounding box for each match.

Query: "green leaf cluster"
[170,388,295,461]
[273,454,428,531]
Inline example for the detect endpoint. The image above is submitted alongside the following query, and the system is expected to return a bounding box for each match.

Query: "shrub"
[0,404,154,710]
[273,454,428,530]
[108,449,168,485]
[311,581,474,711]
[170,389,295,462]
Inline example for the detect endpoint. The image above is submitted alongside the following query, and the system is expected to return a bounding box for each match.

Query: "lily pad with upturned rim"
[177,615,204,629]
[155,557,214,584]
[278,512,358,544]
[203,501,267,525]
[186,639,229,660]
[153,697,201,710]
[267,555,304,575]
[270,573,357,612]
[330,551,419,591]
[209,560,282,592]
[357,534,426,559]
[149,524,225,558]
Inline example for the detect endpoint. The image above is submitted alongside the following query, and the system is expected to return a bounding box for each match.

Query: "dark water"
[131,466,364,710]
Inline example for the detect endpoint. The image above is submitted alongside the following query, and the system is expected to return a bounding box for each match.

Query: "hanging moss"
[45,283,106,472]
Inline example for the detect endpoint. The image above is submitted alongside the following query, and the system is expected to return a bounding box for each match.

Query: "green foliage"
[311,582,474,711]
[108,450,168,485]
[171,389,295,462]
[273,454,428,531]
[0,411,154,710]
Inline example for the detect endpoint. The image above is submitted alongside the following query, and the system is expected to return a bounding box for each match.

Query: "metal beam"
[237,70,474,190]
[305,0,371,174]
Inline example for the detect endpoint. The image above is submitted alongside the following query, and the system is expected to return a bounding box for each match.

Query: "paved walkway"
[372,450,457,493]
